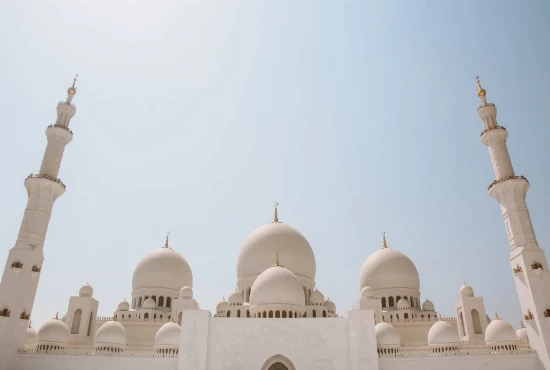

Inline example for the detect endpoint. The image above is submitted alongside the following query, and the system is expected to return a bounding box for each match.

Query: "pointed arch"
[261,354,296,370]
[471,309,482,334]
[71,309,82,334]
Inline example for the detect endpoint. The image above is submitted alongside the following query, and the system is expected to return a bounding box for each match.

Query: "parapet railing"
[18,348,177,358]
[378,346,535,358]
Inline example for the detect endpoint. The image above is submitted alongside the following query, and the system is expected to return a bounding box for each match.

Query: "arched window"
[472,309,482,334]
[322,310,327,317]
[282,311,287,318]
[313,310,317,318]
[275,310,280,318]
[237,310,241,318]
[269,311,273,318]
[152,295,157,303]
[389,297,394,307]
[261,354,296,370]
[144,313,149,320]
[158,296,164,307]
[381,297,387,308]
[227,310,231,317]
[166,297,172,308]
[71,309,82,334]
[459,311,466,337]
[404,313,409,319]
[87,312,93,336]
[247,310,250,318]
[263,311,267,318]
[138,297,142,307]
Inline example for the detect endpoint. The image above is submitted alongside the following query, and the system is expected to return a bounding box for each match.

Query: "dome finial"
[165,232,170,248]
[275,253,280,266]
[495,311,500,320]
[54,311,59,320]
[274,202,279,222]
[66,74,78,102]
[475,75,487,100]
[382,232,388,249]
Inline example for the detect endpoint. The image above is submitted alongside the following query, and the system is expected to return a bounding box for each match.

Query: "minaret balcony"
[47,124,73,135]
[480,125,506,137]
[25,174,66,189]
[477,102,496,112]
[488,175,529,191]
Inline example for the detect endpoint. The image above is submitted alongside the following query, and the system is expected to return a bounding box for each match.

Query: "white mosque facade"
[0,78,549,370]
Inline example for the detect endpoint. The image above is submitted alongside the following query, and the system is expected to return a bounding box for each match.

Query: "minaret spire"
[382,232,388,249]
[478,78,550,369]
[165,232,170,248]
[273,202,279,222]
[0,78,79,369]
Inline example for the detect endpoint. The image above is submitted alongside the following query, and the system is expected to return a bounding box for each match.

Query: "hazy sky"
[1,0,549,329]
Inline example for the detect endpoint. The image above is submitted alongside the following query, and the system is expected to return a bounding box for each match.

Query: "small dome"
[460,283,474,297]
[216,298,229,313]
[375,322,400,348]
[79,283,93,297]
[132,247,193,291]
[361,286,375,299]
[155,322,181,348]
[37,319,69,345]
[95,320,127,347]
[325,298,336,313]
[179,286,193,299]
[250,265,305,307]
[359,247,420,292]
[26,326,37,343]
[396,298,410,310]
[422,299,435,311]
[237,222,316,281]
[309,289,325,305]
[228,290,244,305]
[143,298,156,310]
[517,327,528,342]
[117,299,130,311]
[485,318,518,344]
[428,321,460,346]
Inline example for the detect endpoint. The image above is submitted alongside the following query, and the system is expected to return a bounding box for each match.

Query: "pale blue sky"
[1,0,549,329]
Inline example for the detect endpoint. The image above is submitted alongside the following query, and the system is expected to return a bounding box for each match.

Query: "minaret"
[0,77,78,368]
[477,77,550,369]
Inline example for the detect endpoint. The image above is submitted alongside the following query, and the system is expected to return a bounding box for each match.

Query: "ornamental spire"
[382,232,388,249]
[165,232,170,248]
[275,253,280,266]
[495,311,500,320]
[67,74,78,103]
[274,202,279,222]
[475,76,487,105]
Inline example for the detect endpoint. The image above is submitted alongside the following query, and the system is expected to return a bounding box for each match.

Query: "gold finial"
[382,232,388,249]
[55,312,59,320]
[274,202,279,222]
[275,253,280,266]
[475,76,486,97]
[165,232,170,248]
[495,311,500,320]
[67,74,78,96]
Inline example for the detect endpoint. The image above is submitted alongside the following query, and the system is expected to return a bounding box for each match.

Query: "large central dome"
[359,247,420,291]
[132,247,193,291]
[237,222,316,280]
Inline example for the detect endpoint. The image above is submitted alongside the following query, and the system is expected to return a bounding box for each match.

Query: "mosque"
[0,77,550,370]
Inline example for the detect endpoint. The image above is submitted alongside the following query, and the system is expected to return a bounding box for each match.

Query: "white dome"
[422,299,435,311]
[250,265,305,307]
[428,321,460,346]
[79,283,93,297]
[485,318,518,344]
[359,248,420,291]
[228,290,244,305]
[396,298,410,310]
[117,300,130,311]
[143,298,156,310]
[237,222,316,280]
[375,322,400,347]
[132,247,193,291]
[155,322,181,348]
[325,298,336,312]
[361,286,375,299]
[37,319,69,345]
[517,327,529,341]
[309,289,325,305]
[26,326,37,342]
[460,283,474,297]
[179,286,193,299]
[95,320,127,347]
[216,298,229,313]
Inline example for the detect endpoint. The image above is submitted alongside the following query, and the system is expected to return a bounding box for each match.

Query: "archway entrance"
[268,363,288,370]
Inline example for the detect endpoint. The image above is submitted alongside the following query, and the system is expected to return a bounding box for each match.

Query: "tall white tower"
[0,77,78,369]
[477,77,550,369]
